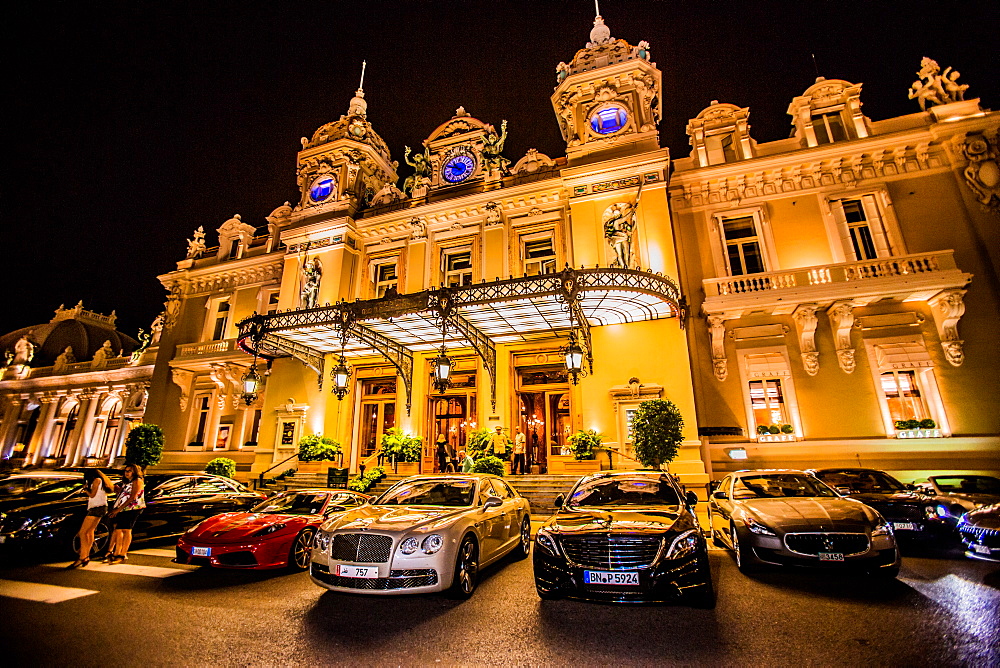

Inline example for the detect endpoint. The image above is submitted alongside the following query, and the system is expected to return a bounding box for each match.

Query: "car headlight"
[252,523,286,537]
[535,529,560,556]
[398,537,419,555]
[872,517,893,537]
[665,530,700,560]
[314,531,332,551]
[421,534,444,554]
[935,504,950,518]
[744,516,775,536]
[924,506,938,519]
[26,514,72,531]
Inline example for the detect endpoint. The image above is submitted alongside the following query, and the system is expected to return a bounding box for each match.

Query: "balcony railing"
[12,356,133,379]
[705,251,957,297]
[175,338,239,358]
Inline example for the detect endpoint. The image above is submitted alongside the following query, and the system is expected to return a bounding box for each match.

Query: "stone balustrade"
[175,338,238,358]
[15,356,134,379]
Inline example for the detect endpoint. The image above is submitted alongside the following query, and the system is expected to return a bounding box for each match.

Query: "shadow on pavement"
[160,566,296,590]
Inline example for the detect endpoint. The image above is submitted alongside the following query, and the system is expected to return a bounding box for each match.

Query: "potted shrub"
[124,423,164,471]
[381,428,422,474]
[563,429,603,474]
[472,455,505,477]
[348,466,386,493]
[467,427,492,458]
[205,457,237,479]
[631,399,684,470]
[756,425,769,435]
[297,434,343,472]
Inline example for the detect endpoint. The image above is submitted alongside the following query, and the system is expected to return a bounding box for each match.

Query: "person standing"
[488,425,509,457]
[105,463,145,564]
[435,433,450,473]
[512,427,527,475]
[67,469,114,568]
[459,450,475,473]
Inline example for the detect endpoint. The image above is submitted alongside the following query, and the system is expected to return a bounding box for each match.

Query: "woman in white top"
[67,468,114,568]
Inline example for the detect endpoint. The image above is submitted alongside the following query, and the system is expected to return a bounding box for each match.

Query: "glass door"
[516,365,570,474]
[358,377,397,463]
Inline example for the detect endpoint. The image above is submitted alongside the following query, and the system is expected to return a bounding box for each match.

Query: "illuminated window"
[443,249,473,287]
[192,395,211,447]
[722,215,766,275]
[831,194,894,261]
[523,238,556,276]
[265,292,280,315]
[375,262,398,297]
[748,379,789,429]
[881,370,928,422]
[212,299,231,340]
[812,110,846,144]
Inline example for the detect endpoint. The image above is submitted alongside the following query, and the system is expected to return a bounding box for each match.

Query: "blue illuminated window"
[309,177,335,202]
[590,106,628,135]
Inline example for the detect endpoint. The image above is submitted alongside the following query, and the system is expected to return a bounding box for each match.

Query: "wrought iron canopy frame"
[236,265,683,415]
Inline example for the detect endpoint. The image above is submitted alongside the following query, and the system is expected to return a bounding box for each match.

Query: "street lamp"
[331,354,351,400]
[562,329,586,385]
[241,360,262,406]
[432,345,452,393]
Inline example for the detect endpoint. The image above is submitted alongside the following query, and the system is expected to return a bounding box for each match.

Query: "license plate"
[818,552,844,561]
[583,570,639,585]
[973,544,991,555]
[893,522,917,531]
[337,565,378,579]
[191,546,211,557]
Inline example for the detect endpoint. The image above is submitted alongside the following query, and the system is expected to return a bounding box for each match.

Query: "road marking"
[0,579,98,603]
[130,548,177,558]
[48,562,191,578]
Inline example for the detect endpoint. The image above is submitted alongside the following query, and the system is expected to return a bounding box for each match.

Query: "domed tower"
[551,12,662,165]
[293,64,399,219]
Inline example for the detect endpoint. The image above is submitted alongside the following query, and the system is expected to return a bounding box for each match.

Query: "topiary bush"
[124,423,164,470]
[205,457,237,479]
[298,434,342,462]
[918,418,937,429]
[472,455,505,476]
[380,428,422,463]
[631,399,684,470]
[569,429,602,460]
[780,424,794,434]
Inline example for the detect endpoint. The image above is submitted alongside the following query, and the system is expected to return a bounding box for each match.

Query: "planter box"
[298,461,340,474]
[757,434,796,443]
[895,428,944,439]
[394,462,421,476]
[547,455,602,475]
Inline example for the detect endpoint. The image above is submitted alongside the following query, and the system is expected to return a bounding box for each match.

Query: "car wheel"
[513,517,531,560]
[288,528,316,571]
[731,523,760,574]
[448,535,479,599]
[71,520,111,558]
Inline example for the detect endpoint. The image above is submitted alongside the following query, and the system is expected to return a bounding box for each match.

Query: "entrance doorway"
[357,377,397,466]
[516,365,571,474]
[427,368,477,472]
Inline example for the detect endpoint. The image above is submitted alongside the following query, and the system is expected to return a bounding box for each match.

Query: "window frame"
[710,207,778,278]
[441,246,474,288]
[205,296,233,341]
[863,335,950,437]
[735,347,803,441]
[825,191,904,263]
[520,233,557,277]
[188,392,216,450]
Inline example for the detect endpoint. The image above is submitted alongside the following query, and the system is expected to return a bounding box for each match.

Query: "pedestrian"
[488,425,509,457]
[67,468,114,568]
[105,463,146,564]
[512,426,527,475]
[460,449,475,473]
[435,433,450,473]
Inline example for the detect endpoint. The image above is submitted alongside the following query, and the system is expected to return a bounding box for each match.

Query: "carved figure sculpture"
[481,120,510,175]
[908,57,969,111]
[300,258,322,309]
[130,328,152,365]
[186,226,207,259]
[556,61,569,83]
[371,182,407,205]
[53,346,76,372]
[402,146,431,196]
[149,313,165,345]
[91,340,116,369]
[11,335,35,365]
[960,133,1000,214]
[603,180,644,269]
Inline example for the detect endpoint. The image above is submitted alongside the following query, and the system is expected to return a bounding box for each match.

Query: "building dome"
[0,303,139,367]
[302,111,392,162]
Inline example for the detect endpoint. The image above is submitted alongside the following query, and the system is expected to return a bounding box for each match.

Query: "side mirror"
[835,486,852,495]
[712,490,728,500]
[554,493,565,508]
[686,491,699,506]
[483,495,503,510]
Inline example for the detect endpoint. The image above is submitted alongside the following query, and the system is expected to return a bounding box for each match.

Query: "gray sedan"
[708,469,900,577]
[310,474,531,597]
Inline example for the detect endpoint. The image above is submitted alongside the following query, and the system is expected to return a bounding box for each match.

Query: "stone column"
[25,398,58,465]
[63,395,99,467]
[0,398,24,460]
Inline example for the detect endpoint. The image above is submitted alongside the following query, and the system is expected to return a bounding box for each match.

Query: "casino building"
[138,13,999,484]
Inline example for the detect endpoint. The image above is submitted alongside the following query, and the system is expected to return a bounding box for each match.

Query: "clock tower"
[551,13,662,165]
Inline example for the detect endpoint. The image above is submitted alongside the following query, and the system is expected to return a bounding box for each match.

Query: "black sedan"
[0,473,86,516]
[0,473,266,558]
[533,471,714,606]
[917,475,1000,527]
[957,504,1000,562]
[811,468,950,541]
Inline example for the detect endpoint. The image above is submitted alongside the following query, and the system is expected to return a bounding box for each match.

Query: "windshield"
[0,477,75,497]
[931,476,1000,495]
[252,492,329,515]
[567,476,681,508]
[814,470,904,494]
[376,479,476,507]
[733,473,838,499]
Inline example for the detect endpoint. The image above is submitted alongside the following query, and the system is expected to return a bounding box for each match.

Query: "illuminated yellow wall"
[766,196,835,269]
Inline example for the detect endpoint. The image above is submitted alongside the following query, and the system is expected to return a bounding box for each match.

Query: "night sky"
[4,0,996,339]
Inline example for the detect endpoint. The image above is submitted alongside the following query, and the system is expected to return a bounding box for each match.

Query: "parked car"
[533,471,714,606]
[310,474,531,598]
[810,467,951,541]
[957,504,1000,562]
[916,475,1000,527]
[0,473,266,557]
[0,472,83,498]
[0,473,86,517]
[709,469,900,576]
[176,489,370,570]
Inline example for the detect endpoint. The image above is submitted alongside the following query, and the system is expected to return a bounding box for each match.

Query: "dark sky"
[4,0,996,339]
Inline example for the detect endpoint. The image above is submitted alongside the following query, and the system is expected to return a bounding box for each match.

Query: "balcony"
[702,250,971,316]
[175,338,240,359]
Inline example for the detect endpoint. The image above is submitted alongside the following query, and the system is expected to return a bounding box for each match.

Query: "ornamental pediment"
[425,111,490,144]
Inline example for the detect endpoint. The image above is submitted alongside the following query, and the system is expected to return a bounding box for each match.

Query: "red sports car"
[176,489,370,570]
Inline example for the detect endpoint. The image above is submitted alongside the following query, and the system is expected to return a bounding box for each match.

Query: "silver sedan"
[310,474,531,597]
[708,469,901,577]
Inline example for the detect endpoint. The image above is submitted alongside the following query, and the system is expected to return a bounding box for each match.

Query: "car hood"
[843,491,924,505]
[0,496,85,520]
[323,504,471,534]
[545,507,685,535]
[942,493,1000,508]
[187,512,314,540]
[741,498,874,532]
[964,505,1000,529]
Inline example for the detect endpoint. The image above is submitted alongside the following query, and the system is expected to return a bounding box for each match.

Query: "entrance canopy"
[237,266,684,412]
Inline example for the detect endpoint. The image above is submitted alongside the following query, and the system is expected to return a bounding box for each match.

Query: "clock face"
[442,153,476,183]
[590,105,629,135]
[309,176,335,203]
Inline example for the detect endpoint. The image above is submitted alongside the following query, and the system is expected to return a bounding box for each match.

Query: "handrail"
[358,449,383,475]
[256,453,299,490]
[599,445,642,470]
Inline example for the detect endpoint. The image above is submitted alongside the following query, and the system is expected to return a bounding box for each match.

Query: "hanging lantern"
[432,345,453,394]
[241,362,262,405]
[562,330,586,385]
[331,355,351,400]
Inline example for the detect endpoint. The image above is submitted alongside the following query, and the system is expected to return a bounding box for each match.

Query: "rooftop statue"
[402,146,431,196]
[603,180,644,269]
[371,181,407,206]
[11,334,35,366]
[91,340,116,369]
[908,57,970,111]
[53,346,76,372]
[186,226,207,259]
[482,120,510,175]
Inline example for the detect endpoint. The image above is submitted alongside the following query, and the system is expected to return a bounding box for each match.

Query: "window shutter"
[860,195,891,257]
[830,200,856,261]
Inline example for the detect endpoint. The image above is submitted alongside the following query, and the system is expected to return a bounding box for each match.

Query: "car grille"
[330,533,392,563]
[215,551,258,567]
[560,535,663,570]
[959,525,1000,548]
[865,502,923,522]
[784,533,870,556]
[311,563,437,590]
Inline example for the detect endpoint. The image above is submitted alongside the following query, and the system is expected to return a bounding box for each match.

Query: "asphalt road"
[0,539,996,667]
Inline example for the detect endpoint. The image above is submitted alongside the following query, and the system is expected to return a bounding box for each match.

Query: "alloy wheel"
[731,525,742,567]
[516,518,531,558]
[457,538,479,595]
[291,529,315,570]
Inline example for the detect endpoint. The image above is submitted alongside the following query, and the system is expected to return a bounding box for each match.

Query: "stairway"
[505,475,580,515]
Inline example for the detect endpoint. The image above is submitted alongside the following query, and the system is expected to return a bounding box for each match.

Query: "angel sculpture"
[482,120,510,175]
[603,180,644,269]
[402,146,431,196]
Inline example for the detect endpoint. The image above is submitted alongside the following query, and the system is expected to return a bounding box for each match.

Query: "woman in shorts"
[105,463,146,564]
[67,468,114,568]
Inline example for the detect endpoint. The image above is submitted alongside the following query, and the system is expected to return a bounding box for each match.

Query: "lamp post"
[240,360,262,406]
[432,345,452,394]
[562,329,586,385]
[330,354,351,400]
